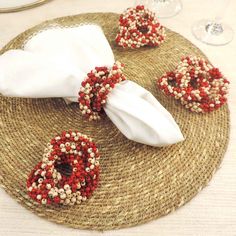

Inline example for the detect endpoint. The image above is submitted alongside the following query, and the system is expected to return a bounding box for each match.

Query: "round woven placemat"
[0,13,230,230]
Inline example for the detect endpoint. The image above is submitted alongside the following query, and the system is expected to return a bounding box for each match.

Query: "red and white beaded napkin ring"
[27,130,100,205]
[78,61,126,121]
[157,56,230,113]
[116,5,166,49]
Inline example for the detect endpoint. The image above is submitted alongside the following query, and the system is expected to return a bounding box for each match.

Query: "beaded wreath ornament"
[157,56,230,113]
[116,5,166,48]
[78,61,126,120]
[27,131,100,205]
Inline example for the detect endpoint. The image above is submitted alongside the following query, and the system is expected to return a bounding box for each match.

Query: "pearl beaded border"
[78,61,126,121]
[157,56,230,113]
[27,131,100,205]
[116,5,166,48]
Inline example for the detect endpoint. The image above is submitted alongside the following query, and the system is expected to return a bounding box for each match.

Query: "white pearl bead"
[71,197,76,203]
[41,199,47,205]
[66,190,72,195]
[60,193,66,200]
[46,184,51,190]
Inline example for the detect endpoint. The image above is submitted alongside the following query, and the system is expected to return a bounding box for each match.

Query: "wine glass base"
[150,0,182,18]
[192,19,234,46]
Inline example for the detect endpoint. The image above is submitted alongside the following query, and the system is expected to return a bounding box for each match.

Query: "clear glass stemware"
[135,0,182,18]
[192,0,234,46]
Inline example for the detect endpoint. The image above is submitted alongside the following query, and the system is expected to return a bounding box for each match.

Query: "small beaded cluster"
[157,56,230,113]
[78,61,126,121]
[116,5,166,49]
[26,131,100,205]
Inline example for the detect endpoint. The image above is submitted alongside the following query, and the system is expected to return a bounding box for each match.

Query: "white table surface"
[0,0,236,235]
[0,0,44,8]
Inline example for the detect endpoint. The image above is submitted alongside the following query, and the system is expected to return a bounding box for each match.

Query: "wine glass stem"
[214,0,230,21]
[205,20,223,36]
[206,0,231,35]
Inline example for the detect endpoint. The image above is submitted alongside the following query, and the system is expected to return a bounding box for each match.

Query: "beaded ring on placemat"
[27,130,100,205]
[116,5,166,48]
[157,56,230,113]
[0,13,230,230]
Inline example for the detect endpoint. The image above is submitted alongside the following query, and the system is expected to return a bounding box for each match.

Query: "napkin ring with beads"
[27,130,100,205]
[78,61,126,121]
[116,5,166,49]
[157,56,230,113]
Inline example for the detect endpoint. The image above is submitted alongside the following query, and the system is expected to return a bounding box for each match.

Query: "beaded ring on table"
[157,56,230,113]
[27,131,100,205]
[78,61,126,121]
[116,5,166,49]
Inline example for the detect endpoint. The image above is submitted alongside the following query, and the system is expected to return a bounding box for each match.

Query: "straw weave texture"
[0,13,230,230]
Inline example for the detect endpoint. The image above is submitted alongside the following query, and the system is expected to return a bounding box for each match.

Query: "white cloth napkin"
[0,25,184,147]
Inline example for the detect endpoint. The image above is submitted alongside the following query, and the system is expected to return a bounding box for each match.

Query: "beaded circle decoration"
[116,5,166,48]
[78,61,126,121]
[26,130,100,205]
[157,56,230,113]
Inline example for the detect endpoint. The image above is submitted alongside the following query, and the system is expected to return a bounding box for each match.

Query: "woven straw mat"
[0,13,230,230]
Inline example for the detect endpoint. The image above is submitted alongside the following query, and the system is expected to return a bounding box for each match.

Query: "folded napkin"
[0,25,184,147]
